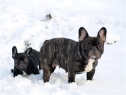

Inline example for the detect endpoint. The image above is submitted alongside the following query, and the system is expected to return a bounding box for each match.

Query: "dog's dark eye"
[85,42,91,48]
[15,59,18,63]
[97,42,103,48]
[24,58,29,62]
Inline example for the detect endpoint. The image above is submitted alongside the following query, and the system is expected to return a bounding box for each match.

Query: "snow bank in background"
[106,31,120,45]
[0,0,125,95]
[0,0,125,51]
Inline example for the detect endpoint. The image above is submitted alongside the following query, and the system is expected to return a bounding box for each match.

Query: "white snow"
[0,0,125,95]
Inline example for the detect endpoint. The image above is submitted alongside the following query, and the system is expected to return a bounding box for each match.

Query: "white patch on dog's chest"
[22,71,27,75]
[37,65,39,70]
[84,59,95,72]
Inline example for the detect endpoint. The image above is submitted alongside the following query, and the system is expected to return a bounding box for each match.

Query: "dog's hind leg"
[51,67,56,73]
[42,64,53,83]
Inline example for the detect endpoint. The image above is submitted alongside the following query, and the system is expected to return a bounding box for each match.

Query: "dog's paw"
[11,69,14,73]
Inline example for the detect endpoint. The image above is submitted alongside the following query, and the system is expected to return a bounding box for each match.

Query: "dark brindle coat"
[39,27,107,83]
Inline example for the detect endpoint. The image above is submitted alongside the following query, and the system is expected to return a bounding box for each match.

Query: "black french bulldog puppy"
[40,27,107,83]
[11,46,40,77]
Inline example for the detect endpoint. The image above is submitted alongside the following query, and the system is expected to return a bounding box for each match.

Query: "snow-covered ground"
[0,0,125,95]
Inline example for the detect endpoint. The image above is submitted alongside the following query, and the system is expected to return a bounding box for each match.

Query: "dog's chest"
[22,71,27,75]
[84,59,95,72]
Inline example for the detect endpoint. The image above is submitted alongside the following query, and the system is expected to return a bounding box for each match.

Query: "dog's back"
[40,38,77,71]
[26,49,40,69]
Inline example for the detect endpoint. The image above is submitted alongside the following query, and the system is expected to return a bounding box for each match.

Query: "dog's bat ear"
[26,47,32,56]
[78,27,89,41]
[97,27,107,42]
[12,46,18,58]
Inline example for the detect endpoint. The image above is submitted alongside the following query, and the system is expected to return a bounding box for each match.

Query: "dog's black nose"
[92,46,97,50]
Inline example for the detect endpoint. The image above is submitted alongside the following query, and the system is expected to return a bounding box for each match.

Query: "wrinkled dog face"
[81,37,104,59]
[79,27,107,59]
[14,54,29,70]
[12,46,32,70]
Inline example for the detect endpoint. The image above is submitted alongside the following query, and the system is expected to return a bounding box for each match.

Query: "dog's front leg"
[67,58,76,83]
[42,65,52,83]
[13,67,23,77]
[68,69,75,83]
[86,69,95,80]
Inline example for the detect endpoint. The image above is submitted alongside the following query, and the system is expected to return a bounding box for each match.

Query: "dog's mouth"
[89,56,101,60]
[88,48,102,60]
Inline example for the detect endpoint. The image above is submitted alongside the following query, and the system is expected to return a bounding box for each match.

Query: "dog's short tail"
[11,69,14,73]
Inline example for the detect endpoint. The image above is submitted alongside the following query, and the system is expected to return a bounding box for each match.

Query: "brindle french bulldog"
[39,27,107,83]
